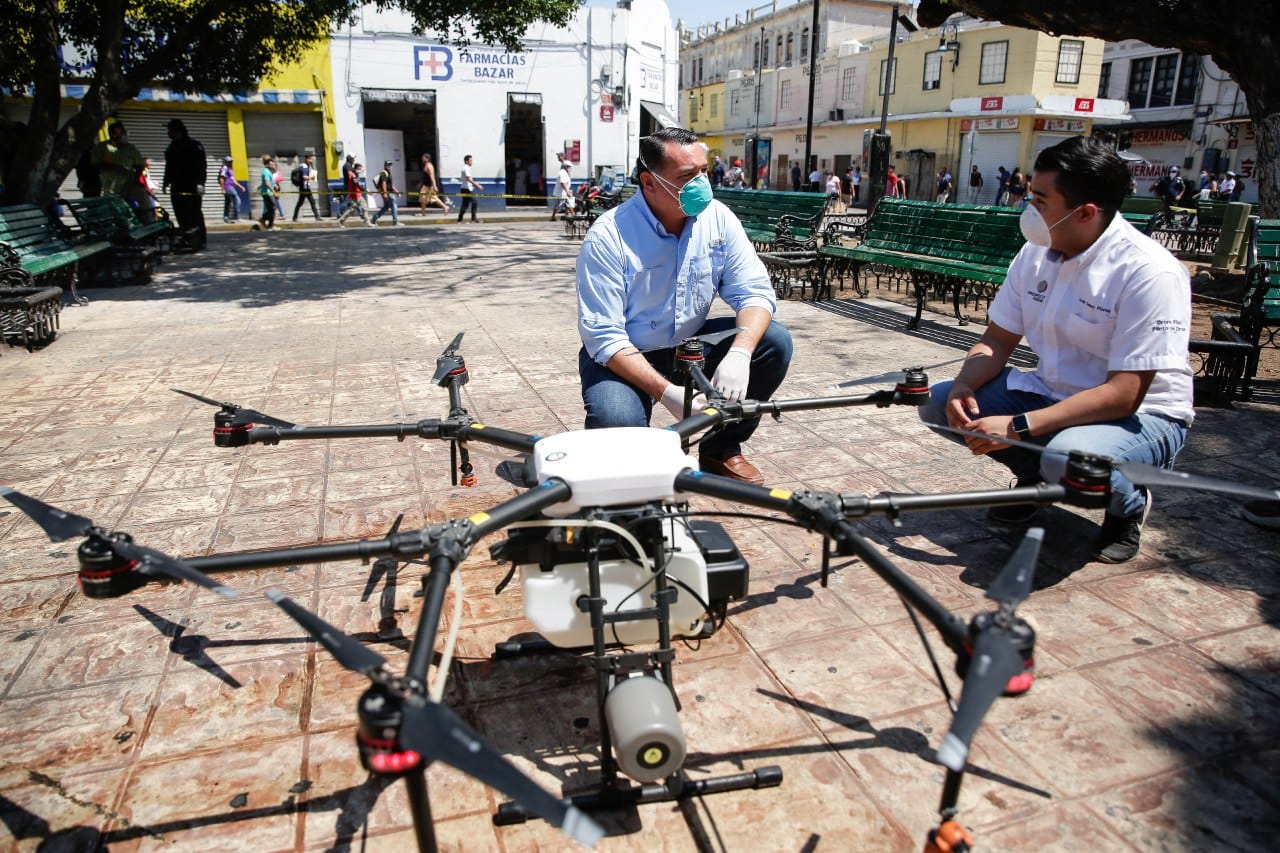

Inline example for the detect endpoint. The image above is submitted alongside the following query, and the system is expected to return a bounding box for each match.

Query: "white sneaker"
[366,220,377,227]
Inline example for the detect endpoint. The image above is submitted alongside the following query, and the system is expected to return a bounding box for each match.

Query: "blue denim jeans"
[918,367,1189,517]
[579,316,793,459]
[371,195,399,224]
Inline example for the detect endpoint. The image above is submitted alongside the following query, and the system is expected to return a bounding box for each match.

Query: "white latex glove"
[658,384,707,420]
[711,347,752,402]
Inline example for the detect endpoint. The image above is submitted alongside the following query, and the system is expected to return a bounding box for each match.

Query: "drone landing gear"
[493,764,784,827]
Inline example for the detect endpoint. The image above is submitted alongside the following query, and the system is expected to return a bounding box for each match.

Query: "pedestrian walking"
[935,168,953,203]
[808,166,822,193]
[852,165,862,203]
[457,154,481,222]
[338,154,356,216]
[219,156,245,222]
[552,160,575,220]
[252,155,278,231]
[292,154,322,221]
[967,165,984,204]
[824,172,842,211]
[336,162,374,227]
[840,167,853,209]
[163,118,208,249]
[790,162,802,192]
[370,160,401,225]
[418,153,450,213]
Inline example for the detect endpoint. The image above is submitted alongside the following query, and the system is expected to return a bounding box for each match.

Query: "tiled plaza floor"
[1,220,1277,851]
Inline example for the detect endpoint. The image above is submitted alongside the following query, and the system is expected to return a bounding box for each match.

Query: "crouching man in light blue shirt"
[576,127,793,484]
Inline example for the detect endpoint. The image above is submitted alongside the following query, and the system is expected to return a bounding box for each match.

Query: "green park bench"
[1234,218,1280,401]
[66,195,173,281]
[563,184,637,239]
[713,188,829,250]
[0,204,113,305]
[816,198,1025,329]
[1119,195,1166,235]
[0,249,63,351]
[1162,199,1260,257]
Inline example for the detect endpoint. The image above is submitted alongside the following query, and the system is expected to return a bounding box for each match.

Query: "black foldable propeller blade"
[985,527,1042,607]
[399,701,604,847]
[2,487,237,597]
[1112,462,1280,502]
[641,326,746,353]
[935,628,1025,772]
[835,355,973,389]
[113,539,238,598]
[171,388,297,429]
[264,588,604,846]
[931,424,1280,503]
[266,589,388,676]
[1,486,93,541]
[431,331,467,384]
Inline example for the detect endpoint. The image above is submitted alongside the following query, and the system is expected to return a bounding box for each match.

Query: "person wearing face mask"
[575,127,794,484]
[917,136,1193,564]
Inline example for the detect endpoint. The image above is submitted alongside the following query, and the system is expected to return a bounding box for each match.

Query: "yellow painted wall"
[257,35,339,176]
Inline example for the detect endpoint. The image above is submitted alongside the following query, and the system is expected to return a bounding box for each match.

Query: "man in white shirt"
[918,136,1193,563]
[457,154,481,223]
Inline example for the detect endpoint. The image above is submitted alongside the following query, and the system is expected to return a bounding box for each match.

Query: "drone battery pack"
[688,520,750,603]
[533,427,694,516]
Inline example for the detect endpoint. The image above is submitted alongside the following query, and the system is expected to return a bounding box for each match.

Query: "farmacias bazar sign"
[413,45,531,84]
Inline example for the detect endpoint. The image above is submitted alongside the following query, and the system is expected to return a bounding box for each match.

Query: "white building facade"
[1099,40,1259,203]
[330,0,679,208]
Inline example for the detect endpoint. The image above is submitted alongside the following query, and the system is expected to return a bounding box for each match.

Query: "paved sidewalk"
[0,222,1277,851]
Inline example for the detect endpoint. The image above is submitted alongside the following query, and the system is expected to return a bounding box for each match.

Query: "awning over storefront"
[641,100,678,129]
[59,84,323,104]
[360,88,436,105]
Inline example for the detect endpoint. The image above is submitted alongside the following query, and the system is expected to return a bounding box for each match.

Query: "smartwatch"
[1011,413,1033,441]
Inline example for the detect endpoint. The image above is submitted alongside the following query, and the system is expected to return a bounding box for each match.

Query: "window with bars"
[1056,40,1084,84]
[730,90,741,117]
[1098,61,1111,99]
[754,41,760,69]
[710,93,718,118]
[841,67,858,100]
[780,80,793,109]
[801,28,809,62]
[1127,57,1152,106]
[1149,53,1177,108]
[689,97,698,121]
[786,33,794,64]
[923,52,941,91]
[979,41,1007,85]
[1175,54,1199,105]
[878,58,897,96]
[776,35,782,65]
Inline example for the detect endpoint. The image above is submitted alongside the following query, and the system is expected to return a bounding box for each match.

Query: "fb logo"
[414,45,452,82]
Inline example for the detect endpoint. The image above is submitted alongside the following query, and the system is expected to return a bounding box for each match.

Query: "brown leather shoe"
[699,453,765,485]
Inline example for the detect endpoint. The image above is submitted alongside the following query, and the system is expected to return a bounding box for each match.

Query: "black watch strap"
[1011,413,1032,441]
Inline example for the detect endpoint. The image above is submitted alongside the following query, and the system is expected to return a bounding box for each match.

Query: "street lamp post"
[752,25,764,188]
[802,0,820,193]
[867,3,902,212]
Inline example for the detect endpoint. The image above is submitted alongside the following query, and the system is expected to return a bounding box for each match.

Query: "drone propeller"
[936,527,1043,773]
[265,589,604,846]
[171,388,296,429]
[0,485,93,541]
[0,487,237,598]
[431,331,467,384]
[935,625,1026,772]
[984,526,1041,607]
[641,326,746,354]
[834,355,973,389]
[933,424,1280,503]
[267,589,386,675]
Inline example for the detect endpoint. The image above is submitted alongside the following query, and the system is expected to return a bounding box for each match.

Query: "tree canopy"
[0,0,580,205]
[918,0,1279,217]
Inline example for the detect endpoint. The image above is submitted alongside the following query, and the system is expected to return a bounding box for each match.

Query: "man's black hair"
[1033,136,1129,220]
[636,126,699,177]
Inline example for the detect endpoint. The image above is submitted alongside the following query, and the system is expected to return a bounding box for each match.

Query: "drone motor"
[76,534,147,599]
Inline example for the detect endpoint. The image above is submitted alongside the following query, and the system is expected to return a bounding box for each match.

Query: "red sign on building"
[600,105,614,123]
[1074,97,1094,112]
[981,96,1003,111]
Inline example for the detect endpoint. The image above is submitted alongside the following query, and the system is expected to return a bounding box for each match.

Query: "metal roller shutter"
[117,108,230,222]
[242,112,329,215]
[959,131,1021,206]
